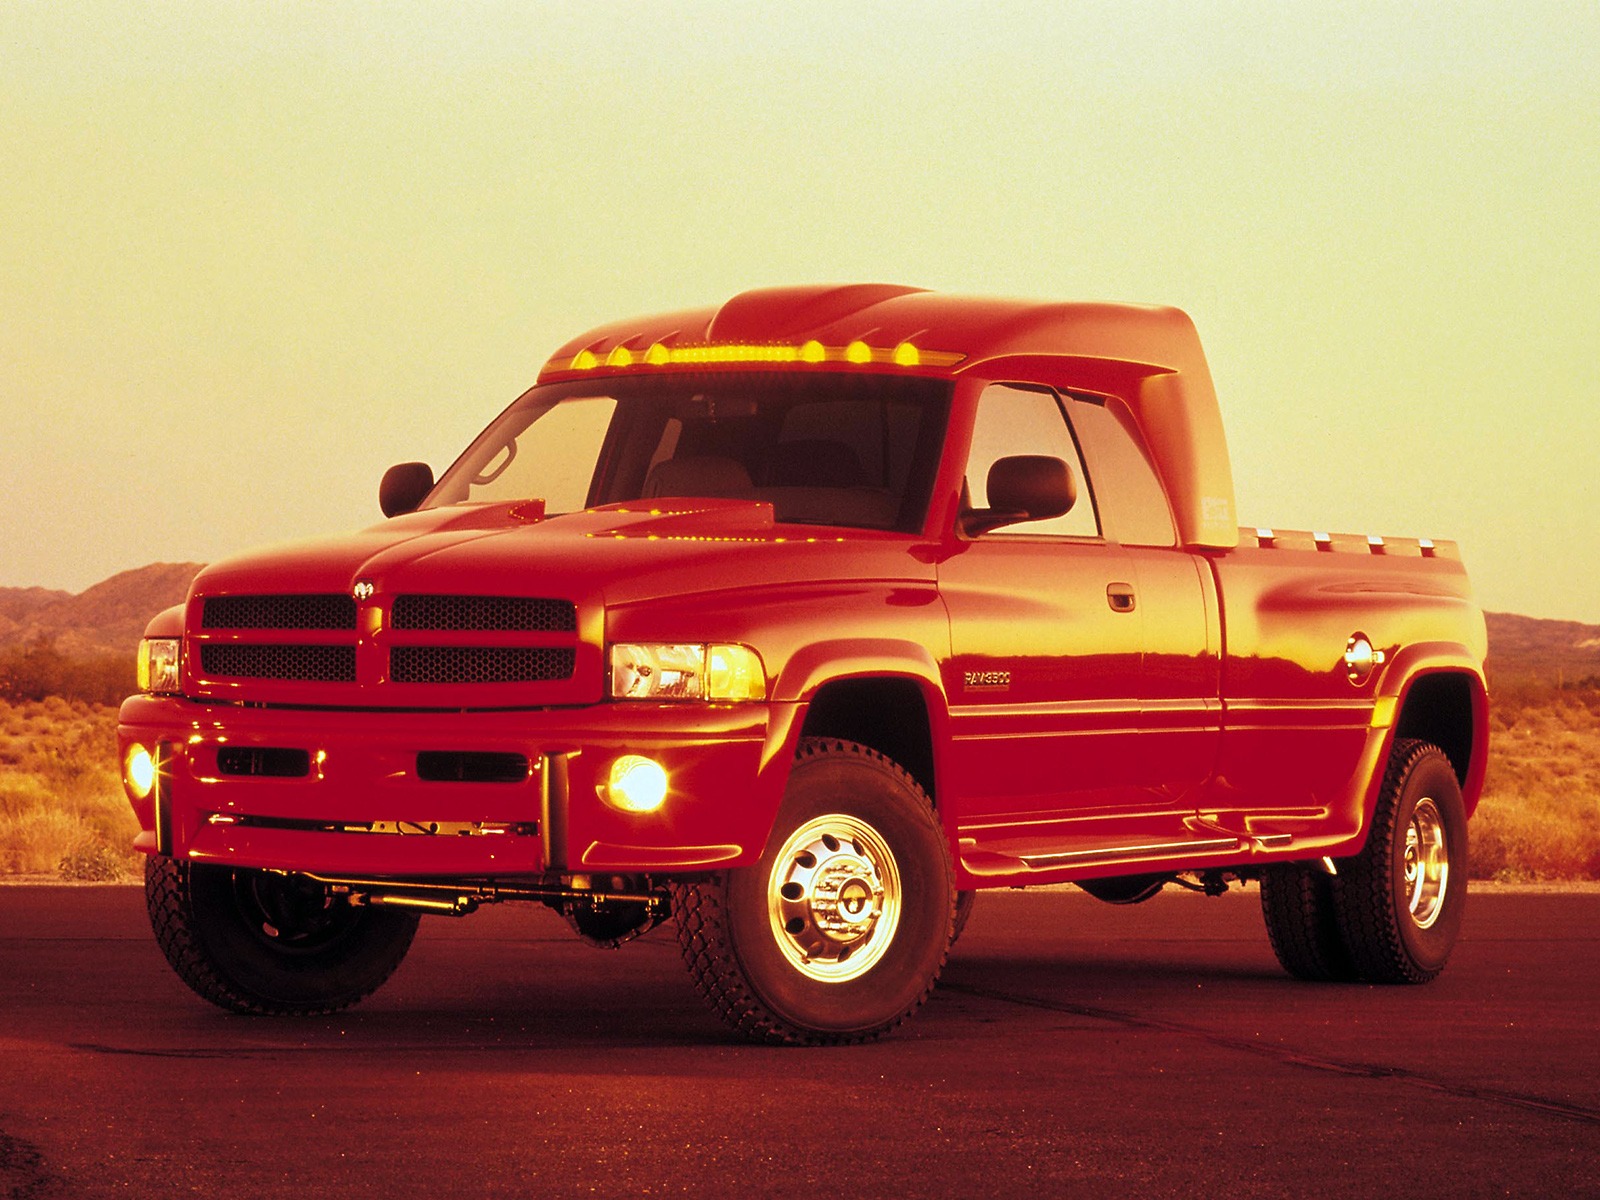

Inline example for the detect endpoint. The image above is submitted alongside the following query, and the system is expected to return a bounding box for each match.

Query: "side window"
[965,384,1099,537]
[1067,395,1176,547]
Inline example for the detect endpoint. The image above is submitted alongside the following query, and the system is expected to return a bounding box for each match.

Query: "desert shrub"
[0,639,135,707]
[58,838,138,882]
[0,699,140,878]
[0,805,85,875]
[1471,686,1600,880]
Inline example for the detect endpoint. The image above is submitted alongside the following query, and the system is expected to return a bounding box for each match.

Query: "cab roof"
[538,284,1238,550]
[539,283,1213,384]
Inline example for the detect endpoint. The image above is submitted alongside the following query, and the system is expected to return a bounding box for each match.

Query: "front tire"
[146,857,420,1015]
[673,738,955,1045]
[1332,739,1467,984]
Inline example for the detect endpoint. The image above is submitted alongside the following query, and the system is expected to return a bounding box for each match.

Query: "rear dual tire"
[1261,739,1466,984]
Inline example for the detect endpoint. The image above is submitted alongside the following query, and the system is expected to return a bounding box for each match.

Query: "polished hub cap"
[768,814,901,982]
[1403,797,1449,930]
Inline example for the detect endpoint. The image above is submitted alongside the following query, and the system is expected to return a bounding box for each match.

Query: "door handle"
[1106,583,1137,613]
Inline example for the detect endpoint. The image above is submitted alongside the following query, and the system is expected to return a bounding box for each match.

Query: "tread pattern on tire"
[147,855,269,1014]
[950,890,977,947]
[672,737,952,1046]
[1260,863,1356,982]
[1332,738,1458,985]
[145,855,417,1016]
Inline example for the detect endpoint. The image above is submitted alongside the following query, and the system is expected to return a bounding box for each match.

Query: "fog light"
[126,745,155,799]
[605,755,668,813]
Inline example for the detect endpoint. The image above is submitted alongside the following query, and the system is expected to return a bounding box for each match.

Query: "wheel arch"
[797,675,944,807]
[1386,662,1489,816]
[773,638,949,805]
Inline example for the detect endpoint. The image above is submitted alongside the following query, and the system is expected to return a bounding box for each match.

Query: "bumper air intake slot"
[216,747,312,778]
[416,751,531,784]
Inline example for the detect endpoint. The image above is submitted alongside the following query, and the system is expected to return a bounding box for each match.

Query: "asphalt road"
[2,883,1597,1199]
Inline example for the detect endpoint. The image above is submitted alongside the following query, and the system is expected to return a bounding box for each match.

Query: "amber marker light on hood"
[561,340,964,373]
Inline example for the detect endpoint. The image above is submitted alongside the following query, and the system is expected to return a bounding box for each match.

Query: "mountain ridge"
[0,564,205,657]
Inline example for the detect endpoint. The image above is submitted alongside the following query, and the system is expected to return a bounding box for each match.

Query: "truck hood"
[190,500,934,612]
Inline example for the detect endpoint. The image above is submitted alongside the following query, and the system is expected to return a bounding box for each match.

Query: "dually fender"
[1316,640,1491,863]
[1368,640,1490,816]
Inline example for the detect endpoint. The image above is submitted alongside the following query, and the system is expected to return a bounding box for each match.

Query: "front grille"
[192,589,584,697]
[390,646,575,684]
[203,594,357,630]
[416,751,530,783]
[217,747,312,778]
[202,644,357,682]
[391,594,577,632]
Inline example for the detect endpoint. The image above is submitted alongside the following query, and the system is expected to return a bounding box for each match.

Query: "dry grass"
[1471,686,1600,881]
[0,689,1596,882]
[0,697,141,880]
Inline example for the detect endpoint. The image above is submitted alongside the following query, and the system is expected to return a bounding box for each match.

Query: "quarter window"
[1066,395,1176,547]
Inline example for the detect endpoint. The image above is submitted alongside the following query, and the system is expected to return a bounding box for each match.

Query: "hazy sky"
[4,2,1598,621]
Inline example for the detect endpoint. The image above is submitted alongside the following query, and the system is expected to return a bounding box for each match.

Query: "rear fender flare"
[1369,642,1489,815]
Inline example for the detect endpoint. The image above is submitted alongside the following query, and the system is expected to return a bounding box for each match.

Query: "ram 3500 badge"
[120,285,1487,1044]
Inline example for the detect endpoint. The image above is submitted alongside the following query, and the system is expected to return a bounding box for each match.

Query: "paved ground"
[1,883,1597,1198]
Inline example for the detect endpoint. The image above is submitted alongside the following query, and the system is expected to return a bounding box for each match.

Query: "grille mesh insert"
[390,646,575,684]
[202,644,357,682]
[203,594,357,630]
[391,595,577,632]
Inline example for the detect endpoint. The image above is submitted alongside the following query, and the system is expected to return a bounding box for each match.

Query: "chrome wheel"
[767,813,902,983]
[1404,796,1449,930]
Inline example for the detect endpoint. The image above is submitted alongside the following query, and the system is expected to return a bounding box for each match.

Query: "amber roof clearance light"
[563,340,965,373]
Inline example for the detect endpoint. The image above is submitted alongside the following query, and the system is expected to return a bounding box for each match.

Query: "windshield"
[428,372,952,532]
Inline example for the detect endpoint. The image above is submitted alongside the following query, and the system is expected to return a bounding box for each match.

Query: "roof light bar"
[561,340,964,373]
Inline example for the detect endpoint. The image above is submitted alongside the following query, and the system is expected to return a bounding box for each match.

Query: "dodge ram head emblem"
[352,580,376,601]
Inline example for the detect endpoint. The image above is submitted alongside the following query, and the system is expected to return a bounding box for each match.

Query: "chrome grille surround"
[190,590,587,702]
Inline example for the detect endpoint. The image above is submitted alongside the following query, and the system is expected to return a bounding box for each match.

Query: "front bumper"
[118,695,801,877]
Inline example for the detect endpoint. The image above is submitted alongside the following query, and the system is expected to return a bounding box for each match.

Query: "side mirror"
[961,455,1076,536]
[379,462,434,517]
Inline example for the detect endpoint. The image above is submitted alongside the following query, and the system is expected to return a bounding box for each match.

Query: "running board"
[1018,836,1242,869]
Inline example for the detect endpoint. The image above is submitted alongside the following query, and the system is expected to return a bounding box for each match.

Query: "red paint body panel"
[118,286,1486,894]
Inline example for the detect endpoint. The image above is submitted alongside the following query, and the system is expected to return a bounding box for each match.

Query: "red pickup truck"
[119,285,1487,1044]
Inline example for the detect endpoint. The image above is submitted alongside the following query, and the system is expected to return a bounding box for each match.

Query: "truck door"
[939,384,1148,834]
[1064,393,1222,803]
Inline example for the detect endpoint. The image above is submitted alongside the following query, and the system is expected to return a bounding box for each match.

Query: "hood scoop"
[581,499,779,541]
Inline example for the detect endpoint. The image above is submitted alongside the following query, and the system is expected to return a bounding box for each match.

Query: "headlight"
[609,643,766,701]
[137,638,182,694]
